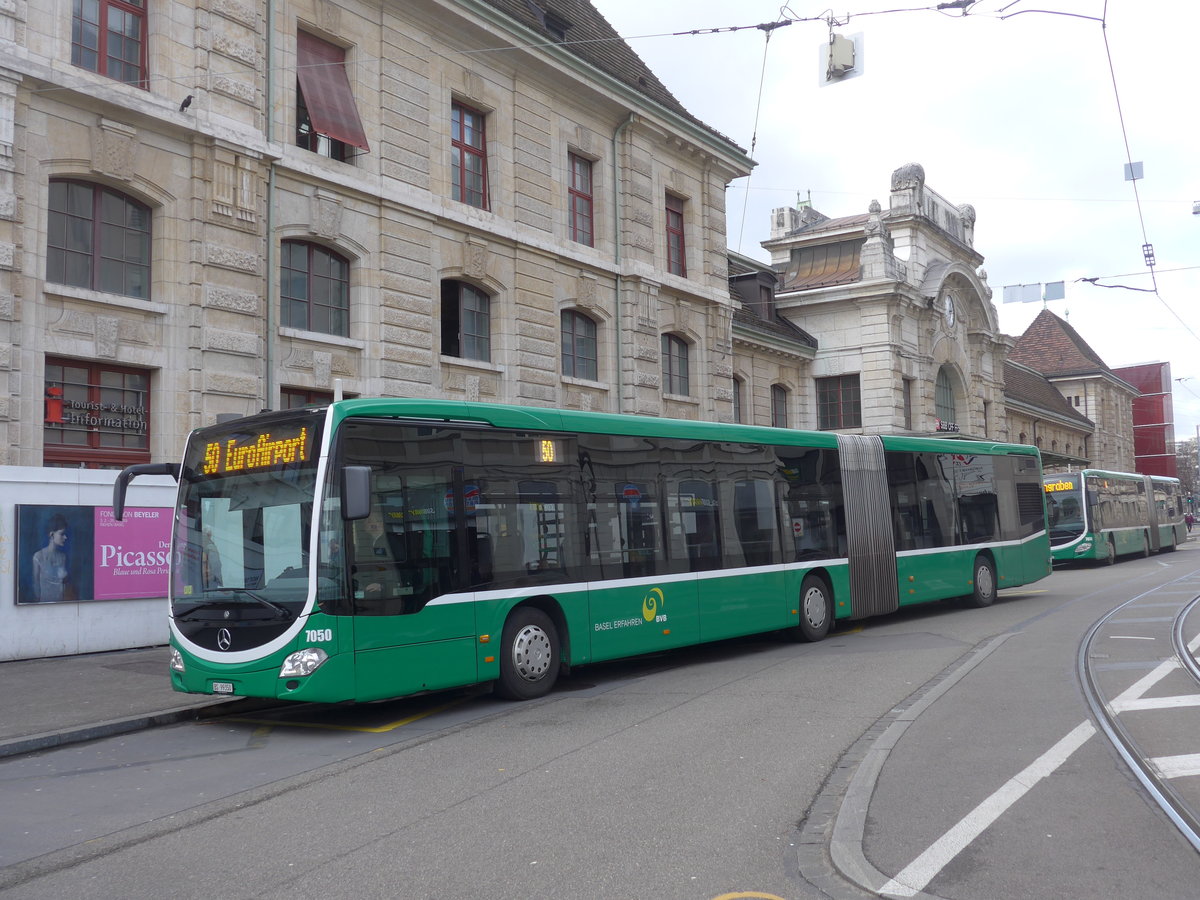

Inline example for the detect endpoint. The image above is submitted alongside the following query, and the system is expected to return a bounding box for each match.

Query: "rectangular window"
[296,31,370,159]
[771,385,788,429]
[44,358,151,469]
[666,194,686,276]
[902,379,913,431]
[561,311,598,381]
[441,281,491,361]
[662,334,689,396]
[778,447,846,561]
[452,102,488,209]
[886,452,956,550]
[280,388,355,409]
[568,153,594,246]
[731,477,779,567]
[72,0,146,87]
[817,375,861,430]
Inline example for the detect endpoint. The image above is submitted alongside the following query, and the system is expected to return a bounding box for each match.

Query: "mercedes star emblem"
[217,628,232,651]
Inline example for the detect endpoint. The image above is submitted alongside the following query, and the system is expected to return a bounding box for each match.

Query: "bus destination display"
[202,427,312,476]
[1044,478,1077,493]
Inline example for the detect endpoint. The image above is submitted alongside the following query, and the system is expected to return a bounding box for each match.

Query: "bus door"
[336,422,478,701]
[580,434,698,661]
[884,449,958,601]
[1143,475,1161,551]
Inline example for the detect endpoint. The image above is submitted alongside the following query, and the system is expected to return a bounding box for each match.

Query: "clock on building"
[942,291,957,327]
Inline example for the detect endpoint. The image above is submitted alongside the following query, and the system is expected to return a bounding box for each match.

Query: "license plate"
[212,682,234,694]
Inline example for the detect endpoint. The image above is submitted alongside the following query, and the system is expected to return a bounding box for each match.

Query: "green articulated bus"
[114,400,1051,704]
[1044,469,1187,565]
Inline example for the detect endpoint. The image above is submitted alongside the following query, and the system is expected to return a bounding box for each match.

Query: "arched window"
[561,310,597,381]
[47,179,151,299]
[732,376,744,424]
[661,333,690,395]
[281,240,350,336]
[771,384,788,429]
[935,365,957,423]
[441,280,491,361]
[1019,432,1027,444]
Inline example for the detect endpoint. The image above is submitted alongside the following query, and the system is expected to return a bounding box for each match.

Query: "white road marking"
[1112,694,1200,713]
[1110,635,1157,640]
[876,614,1200,897]
[879,722,1096,898]
[1152,754,1200,779]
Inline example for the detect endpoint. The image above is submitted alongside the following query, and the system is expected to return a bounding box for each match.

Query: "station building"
[1,0,753,471]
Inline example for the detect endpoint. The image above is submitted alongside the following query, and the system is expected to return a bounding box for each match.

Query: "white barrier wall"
[0,466,178,661]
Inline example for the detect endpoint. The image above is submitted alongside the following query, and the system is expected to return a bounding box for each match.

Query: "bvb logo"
[642,587,665,622]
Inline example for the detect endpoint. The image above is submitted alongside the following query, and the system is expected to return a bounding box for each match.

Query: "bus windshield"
[171,410,325,640]
[1044,476,1085,545]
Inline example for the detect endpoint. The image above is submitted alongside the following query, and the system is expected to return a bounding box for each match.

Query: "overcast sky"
[592,0,1200,442]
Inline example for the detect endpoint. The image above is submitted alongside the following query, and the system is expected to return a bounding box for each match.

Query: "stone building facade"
[761,164,1009,439]
[1002,360,1094,471]
[1,0,751,469]
[1008,309,1136,471]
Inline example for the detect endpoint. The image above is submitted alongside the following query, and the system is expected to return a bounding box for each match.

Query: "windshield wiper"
[175,589,293,621]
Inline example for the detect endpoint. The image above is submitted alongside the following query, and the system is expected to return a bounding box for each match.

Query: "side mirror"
[341,466,372,520]
[113,463,181,521]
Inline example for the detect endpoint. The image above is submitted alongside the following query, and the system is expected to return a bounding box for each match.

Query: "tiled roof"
[1009,309,1113,377]
[1003,361,1093,426]
[479,0,745,153]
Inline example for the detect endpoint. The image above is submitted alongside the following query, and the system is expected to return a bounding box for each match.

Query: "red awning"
[296,31,370,152]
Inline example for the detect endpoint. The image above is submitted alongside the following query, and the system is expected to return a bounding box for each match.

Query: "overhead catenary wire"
[735,16,788,255]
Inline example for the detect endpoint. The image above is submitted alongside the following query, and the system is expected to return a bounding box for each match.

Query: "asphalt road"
[3,546,1200,899]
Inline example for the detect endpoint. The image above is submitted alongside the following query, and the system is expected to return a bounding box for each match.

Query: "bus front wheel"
[792,575,833,642]
[1102,539,1116,566]
[963,556,996,608]
[495,607,560,701]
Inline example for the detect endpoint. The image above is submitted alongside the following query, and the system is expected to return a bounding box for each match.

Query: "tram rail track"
[1078,577,1200,853]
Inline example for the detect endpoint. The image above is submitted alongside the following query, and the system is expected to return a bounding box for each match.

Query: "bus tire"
[495,607,560,701]
[1102,539,1116,566]
[792,575,833,642]
[1141,533,1151,558]
[963,555,996,608]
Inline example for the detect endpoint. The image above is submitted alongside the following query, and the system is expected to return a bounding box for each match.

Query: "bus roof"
[1044,468,1180,484]
[311,398,1041,457]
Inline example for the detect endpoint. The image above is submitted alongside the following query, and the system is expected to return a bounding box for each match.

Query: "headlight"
[279,647,328,678]
[170,647,186,672]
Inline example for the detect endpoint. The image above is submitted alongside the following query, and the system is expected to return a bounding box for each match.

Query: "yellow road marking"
[220,697,469,734]
[710,892,788,900]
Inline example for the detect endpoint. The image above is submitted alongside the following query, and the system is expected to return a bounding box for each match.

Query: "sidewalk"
[0,645,234,759]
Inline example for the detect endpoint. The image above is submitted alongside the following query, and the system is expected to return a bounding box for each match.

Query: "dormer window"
[525,1,572,41]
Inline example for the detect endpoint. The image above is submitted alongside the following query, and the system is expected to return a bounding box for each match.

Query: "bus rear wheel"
[495,607,560,701]
[792,575,833,642]
[963,555,996,608]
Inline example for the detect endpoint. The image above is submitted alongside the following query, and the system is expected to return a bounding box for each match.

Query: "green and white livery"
[1044,469,1186,565]
[115,400,1052,703]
